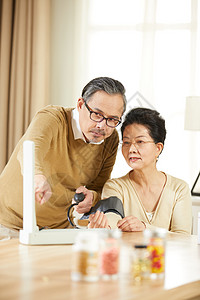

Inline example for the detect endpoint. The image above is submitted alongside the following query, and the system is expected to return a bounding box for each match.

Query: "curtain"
[0,0,50,173]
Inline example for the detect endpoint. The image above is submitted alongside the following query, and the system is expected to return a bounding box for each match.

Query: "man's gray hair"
[81,77,126,114]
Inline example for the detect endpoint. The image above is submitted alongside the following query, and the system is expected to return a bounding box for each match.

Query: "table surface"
[0,231,200,300]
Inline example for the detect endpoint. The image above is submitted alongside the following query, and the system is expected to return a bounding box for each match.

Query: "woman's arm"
[169,182,192,235]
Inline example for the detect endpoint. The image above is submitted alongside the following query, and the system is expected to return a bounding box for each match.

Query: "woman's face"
[121,123,163,170]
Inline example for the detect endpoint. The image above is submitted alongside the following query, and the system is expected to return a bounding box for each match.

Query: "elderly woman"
[89,107,192,234]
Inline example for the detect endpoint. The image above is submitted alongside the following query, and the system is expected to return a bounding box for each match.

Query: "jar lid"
[75,231,99,242]
[110,229,122,239]
[144,228,167,238]
[134,244,147,249]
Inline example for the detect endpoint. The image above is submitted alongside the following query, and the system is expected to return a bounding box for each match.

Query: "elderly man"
[0,77,126,235]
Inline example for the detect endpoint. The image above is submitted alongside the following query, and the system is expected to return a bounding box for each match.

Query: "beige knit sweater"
[102,172,192,234]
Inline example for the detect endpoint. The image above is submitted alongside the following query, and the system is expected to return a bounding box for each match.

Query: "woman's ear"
[156,142,164,157]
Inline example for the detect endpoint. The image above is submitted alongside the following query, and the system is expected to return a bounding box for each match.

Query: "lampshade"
[184,96,200,131]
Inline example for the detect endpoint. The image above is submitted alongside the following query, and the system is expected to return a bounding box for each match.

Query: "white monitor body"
[19,140,99,245]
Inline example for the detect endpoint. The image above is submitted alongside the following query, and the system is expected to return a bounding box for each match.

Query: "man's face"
[77,90,124,143]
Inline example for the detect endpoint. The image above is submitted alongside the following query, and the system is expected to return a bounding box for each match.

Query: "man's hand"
[117,216,146,232]
[88,211,110,229]
[34,174,52,205]
[74,186,93,214]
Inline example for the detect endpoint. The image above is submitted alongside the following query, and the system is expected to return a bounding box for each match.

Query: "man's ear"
[77,98,84,110]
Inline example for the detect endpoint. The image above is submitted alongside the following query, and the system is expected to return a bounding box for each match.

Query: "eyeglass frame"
[120,140,156,150]
[83,100,121,128]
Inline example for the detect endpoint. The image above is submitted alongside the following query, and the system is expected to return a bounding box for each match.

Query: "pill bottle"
[71,231,99,282]
[144,228,167,281]
[99,229,121,280]
[131,245,151,284]
[119,242,132,281]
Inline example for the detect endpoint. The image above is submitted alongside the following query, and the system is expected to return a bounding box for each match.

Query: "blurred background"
[1,0,200,190]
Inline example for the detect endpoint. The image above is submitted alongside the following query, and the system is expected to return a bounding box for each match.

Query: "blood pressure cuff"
[80,196,125,220]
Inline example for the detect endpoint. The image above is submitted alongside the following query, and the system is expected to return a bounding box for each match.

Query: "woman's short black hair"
[121,107,166,145]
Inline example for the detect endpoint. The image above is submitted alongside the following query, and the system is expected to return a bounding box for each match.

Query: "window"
[75,0,200,186]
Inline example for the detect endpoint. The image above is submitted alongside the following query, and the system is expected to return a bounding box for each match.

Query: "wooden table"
[0,232,200,300]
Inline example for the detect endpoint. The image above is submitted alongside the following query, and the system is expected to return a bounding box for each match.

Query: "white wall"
[49,0,200,189]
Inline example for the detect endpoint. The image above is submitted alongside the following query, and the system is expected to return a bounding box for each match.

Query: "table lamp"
[184,96,200,196]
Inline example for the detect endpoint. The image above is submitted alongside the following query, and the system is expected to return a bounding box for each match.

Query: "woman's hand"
[117,216,146,232]
[88,211,110,229]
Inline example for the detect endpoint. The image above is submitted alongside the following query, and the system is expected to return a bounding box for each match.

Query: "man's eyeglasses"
[120,140,155,150]
[84,101,121,128]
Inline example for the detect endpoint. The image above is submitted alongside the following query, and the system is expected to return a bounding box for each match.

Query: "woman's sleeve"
[101,178,124,201]
[101,179,124,229]
[170,182,192,235]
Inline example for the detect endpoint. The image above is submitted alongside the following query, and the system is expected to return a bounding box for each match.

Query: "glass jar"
[131,245,151,284]
[99,229,121,280]
[144,228,167,281]
[71,231,99,282]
